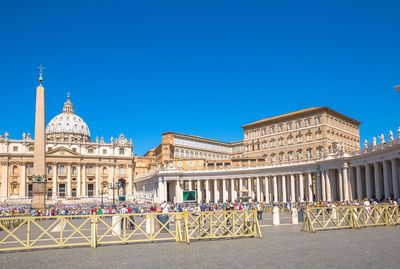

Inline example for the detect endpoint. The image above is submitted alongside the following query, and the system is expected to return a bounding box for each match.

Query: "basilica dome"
[46,95,91,142]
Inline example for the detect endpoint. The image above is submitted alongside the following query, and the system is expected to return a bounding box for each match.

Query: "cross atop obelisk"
[37,65,44,84]
[32,65,47,208]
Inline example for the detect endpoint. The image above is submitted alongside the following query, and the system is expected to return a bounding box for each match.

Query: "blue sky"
[0,0,399,155]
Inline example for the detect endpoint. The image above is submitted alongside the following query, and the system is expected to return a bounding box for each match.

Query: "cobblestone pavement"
[1,222,400,269]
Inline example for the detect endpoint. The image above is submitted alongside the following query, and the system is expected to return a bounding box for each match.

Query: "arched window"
[297,150,303,160]
[279,152,284,161]
[307,148,313,159]
[13,166,17,174]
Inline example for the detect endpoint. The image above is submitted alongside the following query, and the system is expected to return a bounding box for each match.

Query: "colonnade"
[157,172,317,203]
[154,157,400,203]
[349,158,400,201]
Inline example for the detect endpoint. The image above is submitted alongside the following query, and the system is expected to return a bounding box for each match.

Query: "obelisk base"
[32,182,46,209]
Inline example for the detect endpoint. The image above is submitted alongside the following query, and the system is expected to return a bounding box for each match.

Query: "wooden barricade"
[302,205,400,232]
[0,210,262,252]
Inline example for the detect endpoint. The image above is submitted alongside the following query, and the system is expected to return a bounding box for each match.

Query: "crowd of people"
[0,197,399,218]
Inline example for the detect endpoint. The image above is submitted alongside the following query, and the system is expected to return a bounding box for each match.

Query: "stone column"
[299,174,304,202]
[214,179,218,202]
[343,167,349,201]
[222,179,227,202]
[176,180,182,203]
[264,176,271,203]
[338,168,344,201]
[96,164,100,196]
[127,165,133,197]
[391,159,399,199]
[77,163,81,197]
[325,170,332,201]
[356,166,363,200]
[321,171,326,201]
[158,180,164,203]
[52,163,57,198]
[256,177,261,202]
[67,164,72,197]
[239,178,243,199]
[20,163,26,198]
[163,181,168,202]
[197,180,203,203]
[273,176,278,202]
[247,177,252,201]
[0,163,8,199]
[205,179,210,203]
[307,172,313,202]
[290,174,295,203]
[281,175,287,202]
[374,162,382,201]
[365,164,372,198]
[188,180,192,191]
[82,164,86,197]
[230,178,236,202]
[383,161,391,199]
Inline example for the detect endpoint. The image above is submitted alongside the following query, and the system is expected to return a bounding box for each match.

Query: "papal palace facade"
[1,81,400,203]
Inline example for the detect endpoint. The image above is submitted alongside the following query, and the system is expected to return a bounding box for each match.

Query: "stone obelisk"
[32,66,47,209]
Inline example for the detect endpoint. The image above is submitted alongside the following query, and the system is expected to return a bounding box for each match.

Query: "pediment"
[46,146,82,157]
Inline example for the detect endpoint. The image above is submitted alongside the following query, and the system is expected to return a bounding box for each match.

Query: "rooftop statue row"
[363,127,400,148]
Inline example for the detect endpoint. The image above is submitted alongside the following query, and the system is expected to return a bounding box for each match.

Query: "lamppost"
[108,178,122,208]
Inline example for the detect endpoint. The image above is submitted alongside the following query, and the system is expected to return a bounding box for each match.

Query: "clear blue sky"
[1,0,399,155]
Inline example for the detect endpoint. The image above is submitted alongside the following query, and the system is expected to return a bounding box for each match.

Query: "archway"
[118,179,126,196]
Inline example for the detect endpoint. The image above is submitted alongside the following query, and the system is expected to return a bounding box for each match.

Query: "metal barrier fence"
[302,205,400,232]
[0,210,262,252]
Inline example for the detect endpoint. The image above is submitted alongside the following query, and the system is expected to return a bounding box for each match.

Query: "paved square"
[1,223,400,269]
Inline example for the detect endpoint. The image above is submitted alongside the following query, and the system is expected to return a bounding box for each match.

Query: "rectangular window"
[119,148,124,155]
[287,122,292,131]
[72,166,77,174]
[315,117,321,125]
[103,149,107,154]
[296,121,301,129]
[72,148,77,152]
[120,166,125,175]
[278,125,283,132]
[305,119,311,127]
[60,165,65,174]
[13,146,18,152]
[88,148,94,154]
[29,165,33,174]
[88,165,93,174]
[28,146,34,152]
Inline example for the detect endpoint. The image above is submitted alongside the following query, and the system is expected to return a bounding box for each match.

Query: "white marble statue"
[379,134,385,143]
[364,139,368,148]
[373,137,377,146]
[389,130,393,141]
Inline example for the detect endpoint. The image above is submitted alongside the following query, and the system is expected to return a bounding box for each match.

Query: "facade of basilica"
[0,95,134,201]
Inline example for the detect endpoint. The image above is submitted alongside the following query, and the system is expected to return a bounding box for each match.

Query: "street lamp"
[108,178,119,208]
[394,85,400,93]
